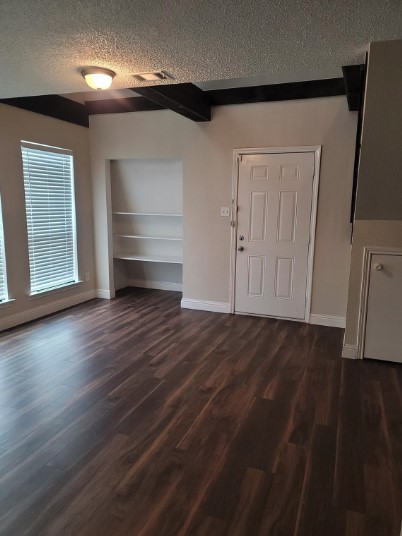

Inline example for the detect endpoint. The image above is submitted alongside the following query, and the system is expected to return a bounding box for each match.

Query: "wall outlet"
[220,207,230,217]
[85,272,90,282]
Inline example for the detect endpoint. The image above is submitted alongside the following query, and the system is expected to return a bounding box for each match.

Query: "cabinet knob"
[374,263,383,271]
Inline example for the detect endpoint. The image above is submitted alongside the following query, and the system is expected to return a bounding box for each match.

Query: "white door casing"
[231,147,320,321]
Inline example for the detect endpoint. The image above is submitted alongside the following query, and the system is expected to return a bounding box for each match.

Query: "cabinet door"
[364,253,402,363]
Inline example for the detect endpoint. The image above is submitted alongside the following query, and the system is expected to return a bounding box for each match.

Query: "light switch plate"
[220,207,230,217]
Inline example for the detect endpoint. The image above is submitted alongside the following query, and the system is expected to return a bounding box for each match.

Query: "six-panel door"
[234,152,315,319]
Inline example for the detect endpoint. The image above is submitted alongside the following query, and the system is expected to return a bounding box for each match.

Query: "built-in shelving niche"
[111,158,183,292]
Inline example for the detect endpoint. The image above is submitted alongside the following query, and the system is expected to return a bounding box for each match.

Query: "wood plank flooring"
[0,288,401,535]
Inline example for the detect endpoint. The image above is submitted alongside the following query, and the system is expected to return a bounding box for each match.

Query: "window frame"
[21,141,80,296]
[0,192,9,304]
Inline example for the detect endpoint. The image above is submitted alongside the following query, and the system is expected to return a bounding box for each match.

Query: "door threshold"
[234,310,306,323]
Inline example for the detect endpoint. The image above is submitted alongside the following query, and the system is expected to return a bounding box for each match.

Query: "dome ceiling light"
[81,67,116,90]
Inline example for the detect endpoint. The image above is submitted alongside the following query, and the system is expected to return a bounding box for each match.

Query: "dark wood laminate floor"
[0,288,401,536]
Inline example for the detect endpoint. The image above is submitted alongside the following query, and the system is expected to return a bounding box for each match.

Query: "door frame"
[356,246,402,359]
[229,146,322,322]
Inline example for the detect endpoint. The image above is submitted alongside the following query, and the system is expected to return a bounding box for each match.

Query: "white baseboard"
[342,344,358,359]
[309,314,346,328]
[96,289,114,299]
[128,279,182,292]
[0,290,97,332]
[181,298,230,314]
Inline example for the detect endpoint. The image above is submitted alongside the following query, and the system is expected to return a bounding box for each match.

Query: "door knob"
[373,263,383,271]
[238,246,244,252]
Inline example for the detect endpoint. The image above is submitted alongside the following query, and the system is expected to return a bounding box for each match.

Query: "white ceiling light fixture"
[81,67,116,90]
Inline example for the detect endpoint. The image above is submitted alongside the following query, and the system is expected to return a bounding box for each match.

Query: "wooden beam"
[85,97,164,115]
[133,83,211,122]
[342,65,365,112]
[205,78,346,106]
[0,95,89,127]
[348,59,367,222]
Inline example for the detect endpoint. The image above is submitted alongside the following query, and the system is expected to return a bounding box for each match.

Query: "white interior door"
[234,151,315,319]
[364,253,402,363]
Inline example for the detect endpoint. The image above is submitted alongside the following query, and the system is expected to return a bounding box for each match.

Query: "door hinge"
[231,204,238,227]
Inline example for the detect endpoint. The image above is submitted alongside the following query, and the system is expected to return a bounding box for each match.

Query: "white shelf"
[114,234,182,241]
[113,211,183,217]
[111,159,183,285]
[114,254,183,264]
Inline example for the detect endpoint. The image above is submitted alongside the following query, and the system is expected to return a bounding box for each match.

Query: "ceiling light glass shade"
[81,68,116,90]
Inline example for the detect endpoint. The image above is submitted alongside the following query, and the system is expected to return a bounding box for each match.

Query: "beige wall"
[344,40,402,349]
[0,105,96,330]
[90,97,357,320]
[356,41,402,220]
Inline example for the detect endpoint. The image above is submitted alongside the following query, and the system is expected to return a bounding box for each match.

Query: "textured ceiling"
[1,0,402,99]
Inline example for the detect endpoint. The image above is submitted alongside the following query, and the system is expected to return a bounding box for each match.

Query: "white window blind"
[0,197,8,302]
[21,143,78,294]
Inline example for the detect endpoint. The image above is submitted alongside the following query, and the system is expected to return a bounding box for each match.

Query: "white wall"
[90,97,357,322]
[0,105,96,330]
[110,158,183,214]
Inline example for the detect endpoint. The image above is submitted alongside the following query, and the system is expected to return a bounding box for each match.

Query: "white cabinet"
[364,252,402,363]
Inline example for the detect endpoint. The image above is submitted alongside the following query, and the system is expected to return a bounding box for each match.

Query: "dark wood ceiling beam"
[133,83,211,122]
[205,78,346,106]
[0,95,89,127]
[342,64,366,111]
[1,76,353,124]
[85,97,165,115]
[82,78,348,118]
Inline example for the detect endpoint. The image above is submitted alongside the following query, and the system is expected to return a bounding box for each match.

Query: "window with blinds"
[21,143,78,294]
[0,196,8,302]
